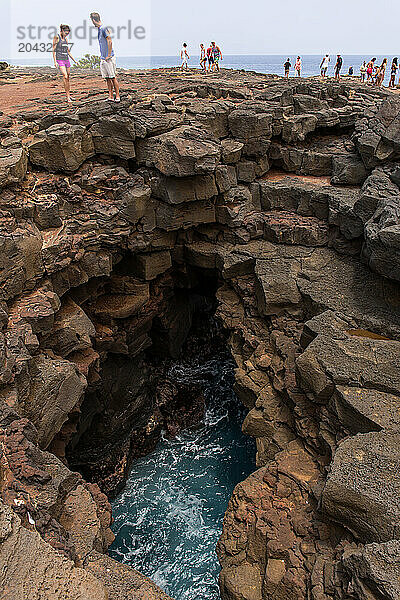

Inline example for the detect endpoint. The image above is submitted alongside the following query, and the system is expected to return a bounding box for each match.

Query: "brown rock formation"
[0,67,399,599]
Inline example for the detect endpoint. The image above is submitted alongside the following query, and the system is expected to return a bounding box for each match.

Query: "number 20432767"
[18,43,75,52]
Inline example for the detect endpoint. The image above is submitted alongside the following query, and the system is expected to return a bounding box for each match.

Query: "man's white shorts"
[100,56,117,79]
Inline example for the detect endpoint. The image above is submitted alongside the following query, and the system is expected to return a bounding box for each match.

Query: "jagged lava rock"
[136,125,221,176]
[29,123,95,172]
[342,540,400,600]
[322,432,400,543]
[0,68,400,600]
[0,140,27,188]
[0,502,107,600]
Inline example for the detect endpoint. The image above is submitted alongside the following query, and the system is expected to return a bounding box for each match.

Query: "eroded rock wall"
[0,68,400,599]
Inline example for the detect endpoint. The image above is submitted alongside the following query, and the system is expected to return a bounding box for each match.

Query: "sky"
[150,0,400,55]
[2,0,400,59]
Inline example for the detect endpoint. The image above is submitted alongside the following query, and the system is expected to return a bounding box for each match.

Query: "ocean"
[109,356,255,600]
[9,54,397,85]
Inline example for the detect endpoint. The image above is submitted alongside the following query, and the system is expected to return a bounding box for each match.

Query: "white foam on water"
[109,358,255,600]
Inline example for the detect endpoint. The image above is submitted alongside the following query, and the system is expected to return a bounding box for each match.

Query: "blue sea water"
[109,358,255,600]
[9,54,397,85]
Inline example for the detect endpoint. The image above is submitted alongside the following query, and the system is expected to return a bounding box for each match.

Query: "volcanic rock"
[0,67,400,600]
[136,125,221,176]
[322,432,400,543]
[0,502,107,600]
[29,123,95,172]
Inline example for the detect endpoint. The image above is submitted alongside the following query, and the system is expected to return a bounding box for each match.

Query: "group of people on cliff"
[284,54,399,88]
[284,55,344,80]
[52,15,400,106]
[54,18,224,104]
[180,42,223,73]
[359,57,399,88]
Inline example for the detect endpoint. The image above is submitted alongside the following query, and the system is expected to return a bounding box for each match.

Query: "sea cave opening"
[62,256,256,600]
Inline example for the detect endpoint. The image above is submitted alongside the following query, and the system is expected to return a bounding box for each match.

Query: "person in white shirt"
[180,43,190,71]
[200,44,207,72]
[360,61,367,82]
[320,54,330,78]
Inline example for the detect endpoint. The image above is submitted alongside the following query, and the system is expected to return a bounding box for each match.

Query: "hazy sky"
[3,0,400,58]
[150,0,400,55]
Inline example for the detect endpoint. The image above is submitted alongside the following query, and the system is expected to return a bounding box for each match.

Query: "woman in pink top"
[52,24,77,103]
[295,56,301,77]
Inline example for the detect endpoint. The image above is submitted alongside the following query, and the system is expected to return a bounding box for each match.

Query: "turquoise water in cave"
[109,358,255,600]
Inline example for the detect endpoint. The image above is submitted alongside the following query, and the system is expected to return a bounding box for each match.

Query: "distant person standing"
[334,54,343,80]
[295,56,301,77]
[180,43,190,71]
[211,42,222,72]
[320,54,330,77]
[90,12,120,102]
[360,61,367,82]
[373,62,380,85]
[52,24,77,103]
[348,66,354,76]
[207,44,214,71]
[389,57,398,88]
[284,58,291,78]
[200,44,207,72]
[366,58,376,83]
[377,58,387,87]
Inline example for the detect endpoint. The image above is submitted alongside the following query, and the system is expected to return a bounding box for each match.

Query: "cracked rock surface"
[0,67,399,600]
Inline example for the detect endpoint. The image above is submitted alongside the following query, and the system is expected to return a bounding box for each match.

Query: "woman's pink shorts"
[57,60,71,68]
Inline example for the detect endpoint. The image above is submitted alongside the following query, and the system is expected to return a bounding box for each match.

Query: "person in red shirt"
[295,56,301,77]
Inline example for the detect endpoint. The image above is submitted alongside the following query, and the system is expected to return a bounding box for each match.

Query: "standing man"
[200,44,207,72]
[211,42,223,72]
[334,54,343,81]
[180,43,190,71]
[90,12,120,102]
[284,58,291,78]
[320,54,330,78]
[207,43,214,71]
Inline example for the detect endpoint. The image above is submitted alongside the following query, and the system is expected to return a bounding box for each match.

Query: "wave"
[109,357,255,600]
